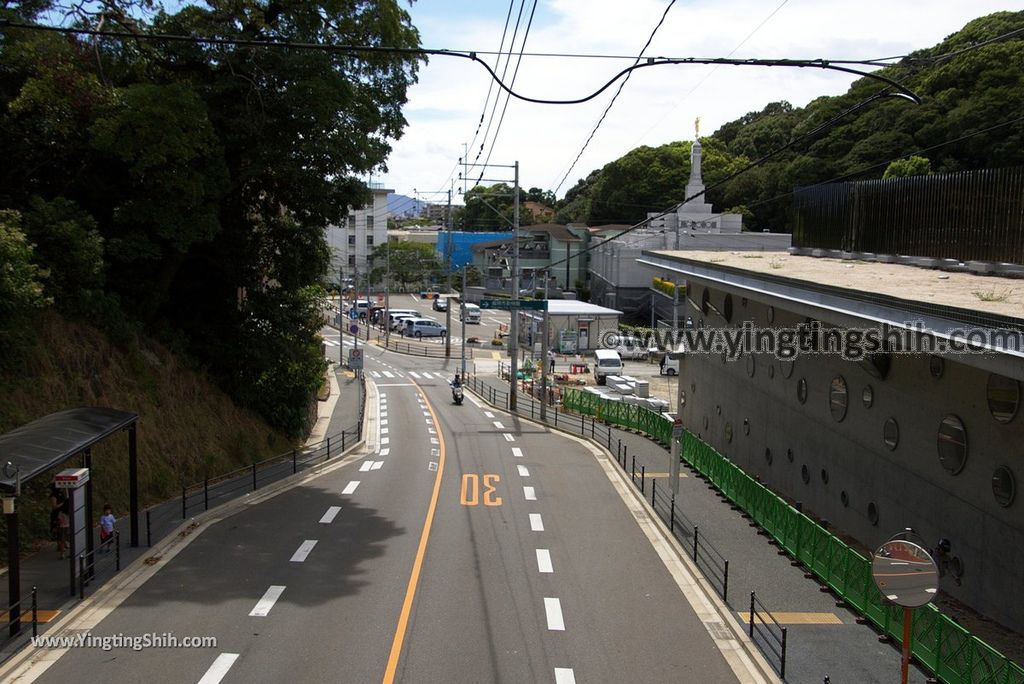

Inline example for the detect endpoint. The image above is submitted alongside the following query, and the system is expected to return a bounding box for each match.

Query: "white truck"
[460,303,481,324]
[593,349,624,385]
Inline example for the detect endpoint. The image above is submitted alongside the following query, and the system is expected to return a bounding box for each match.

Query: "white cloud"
[380,0,1018,202]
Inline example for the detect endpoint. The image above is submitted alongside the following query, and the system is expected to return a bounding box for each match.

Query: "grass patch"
[972,287,1014,302]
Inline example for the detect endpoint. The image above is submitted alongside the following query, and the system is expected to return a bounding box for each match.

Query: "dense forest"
[551,10,1024,231]
[0,1,423,436]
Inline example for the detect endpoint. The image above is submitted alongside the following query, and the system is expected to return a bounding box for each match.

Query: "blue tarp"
[436,231,510,269]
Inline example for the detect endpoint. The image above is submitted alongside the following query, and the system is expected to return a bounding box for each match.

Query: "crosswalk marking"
[410,371,420,378]
[383,370,395,378]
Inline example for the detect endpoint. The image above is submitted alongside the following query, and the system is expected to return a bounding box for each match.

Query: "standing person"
[49,485,68,559]
[99,504,116,553]
[548,349,556,373]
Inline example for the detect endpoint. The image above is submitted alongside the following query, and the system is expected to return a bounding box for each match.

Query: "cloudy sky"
[378,0,1017,205]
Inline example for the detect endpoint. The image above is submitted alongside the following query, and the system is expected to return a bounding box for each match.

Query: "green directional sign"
[479,299,547,311]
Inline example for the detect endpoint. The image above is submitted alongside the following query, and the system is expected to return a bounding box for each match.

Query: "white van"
[460,303,481,324]
[659,345,685,376]
[390,312,419,331]
[593,349,623,385]
[404,318,448,338]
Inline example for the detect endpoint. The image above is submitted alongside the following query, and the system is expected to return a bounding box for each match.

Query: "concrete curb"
[0,383,372,683]
[464,383,781,684]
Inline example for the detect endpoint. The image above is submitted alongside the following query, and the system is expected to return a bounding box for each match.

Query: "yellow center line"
[382,381,445,684]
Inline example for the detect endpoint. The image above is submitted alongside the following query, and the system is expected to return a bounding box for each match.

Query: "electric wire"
[0,19,923,106]
[550,0,676,196]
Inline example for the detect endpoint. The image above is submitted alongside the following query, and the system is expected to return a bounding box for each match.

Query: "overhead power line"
[0,20,923,106]
[551,0,677,196]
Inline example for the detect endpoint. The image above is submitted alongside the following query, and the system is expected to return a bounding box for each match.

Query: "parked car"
[390,312,419,331]
[404,318,447,338]
[433,297,448,312]
[610,335,650,360]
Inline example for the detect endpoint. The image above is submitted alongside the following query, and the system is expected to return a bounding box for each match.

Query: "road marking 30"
[460,474,502,506]
[249,585,286,617]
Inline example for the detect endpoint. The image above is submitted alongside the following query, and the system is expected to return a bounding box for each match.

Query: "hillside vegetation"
[0,311,293,552]
[554,11,1024,230]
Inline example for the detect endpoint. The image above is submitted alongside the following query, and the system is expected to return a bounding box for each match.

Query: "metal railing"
[78,532,121,600]
[1,586,38,643]
[749,591,788,679]
[180,424,361,519]
[564,387,1024,684]
[374,331,474,359]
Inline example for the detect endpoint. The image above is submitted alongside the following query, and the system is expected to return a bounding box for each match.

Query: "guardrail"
[749,591,788,679]
[1,586,38,643]
[78,532,120,599]
[373,331,475,359]
[180,424,361,519]
[561,387,1024,684]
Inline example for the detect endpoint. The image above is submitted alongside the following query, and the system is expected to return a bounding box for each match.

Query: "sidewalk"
[0,366,364,661]
[468,371,932,684]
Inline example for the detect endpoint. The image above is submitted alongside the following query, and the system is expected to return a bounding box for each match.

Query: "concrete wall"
[677,285,1024,633]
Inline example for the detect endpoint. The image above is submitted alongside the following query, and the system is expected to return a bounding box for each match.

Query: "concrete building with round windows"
[639,248,1024,634]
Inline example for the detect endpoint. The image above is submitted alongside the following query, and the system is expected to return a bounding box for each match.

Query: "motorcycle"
[451,384,464,405]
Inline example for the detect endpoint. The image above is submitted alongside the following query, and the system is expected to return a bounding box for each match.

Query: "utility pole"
[352,262,359,355]
[445,185,453,358]
[509,160,520,411]
[385,241,391,347]
[540,269,550,421]
[461,265,467,380]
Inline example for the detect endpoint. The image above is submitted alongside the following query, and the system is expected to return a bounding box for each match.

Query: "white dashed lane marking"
[342,481,360,495]
[197,654,240,684]
[536,549,553,573]
[249,586,286,617]
[511,448,523,458]
[529,513,544,531]
[319,506,341,524]
[517,465,530,477]
[523,486,536,501]
[290,540,318,563]
[544,598,565,631]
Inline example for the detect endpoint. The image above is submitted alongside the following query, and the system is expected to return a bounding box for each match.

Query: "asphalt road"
[25,343,762,683]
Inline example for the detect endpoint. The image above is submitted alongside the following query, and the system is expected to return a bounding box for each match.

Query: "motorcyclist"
[451,373,462,388]
[451,373,464,405]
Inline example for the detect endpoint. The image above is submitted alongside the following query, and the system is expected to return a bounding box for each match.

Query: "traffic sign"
[480,299,547,311]
[348,308,360,320]
[349,324,360,335]
[348,348,363,370]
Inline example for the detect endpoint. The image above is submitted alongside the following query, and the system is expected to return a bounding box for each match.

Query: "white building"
[326,183,393,277]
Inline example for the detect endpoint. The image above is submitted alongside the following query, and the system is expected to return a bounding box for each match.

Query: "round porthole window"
[868,502,879,526]
[862,385,874,409]
[716,405,722,415]
[787,448,794,463]
[766,305,775,325]
[701,288,711,315]
[986,373,1020,424]
[821,468,829,484]
[725,422,733,443]
[929,355,944,379]
[691,383,696,393]
[937,414,967,475]
[767,364,775,379]
[883,418,899,450]
[797,378,808,404]
[829,376,848,422]
[680,390,686,408]
[746,354,755,378]
[703,416,709,429]
[992,466,1016,507]
[765,448,773,465]
[780,358,795,378]
[840,490,849,507]
[743,418,750,435]
[801,464,810,484]
[723,294,734,323]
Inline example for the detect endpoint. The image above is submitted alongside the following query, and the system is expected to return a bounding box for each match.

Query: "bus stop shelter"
[0,408,139,634]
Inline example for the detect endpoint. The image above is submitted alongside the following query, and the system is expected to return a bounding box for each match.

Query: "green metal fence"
[561,389,1024,684]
